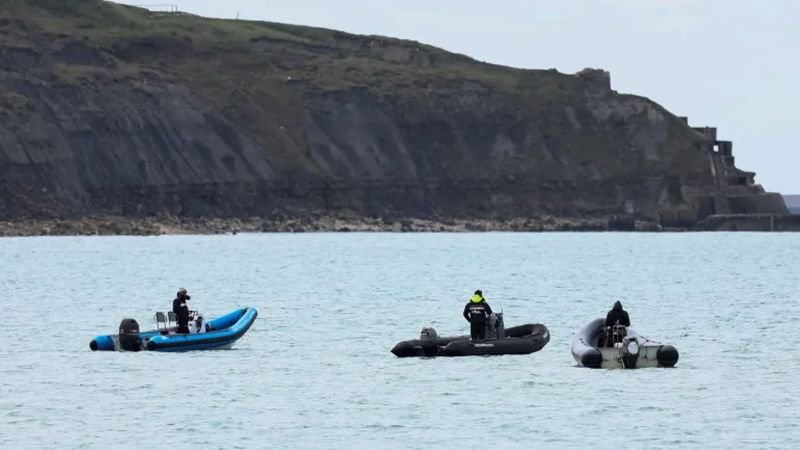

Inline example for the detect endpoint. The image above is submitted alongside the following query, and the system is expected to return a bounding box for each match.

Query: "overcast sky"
[117,1,799,193]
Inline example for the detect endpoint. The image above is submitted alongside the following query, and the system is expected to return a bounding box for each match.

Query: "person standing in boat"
[605,300,631,327]
[463,290,493,340]
[172,288,191,334]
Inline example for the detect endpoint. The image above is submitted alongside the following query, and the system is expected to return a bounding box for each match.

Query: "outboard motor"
[420,327,438,341]
[621,336,639,369]
[419,327,438,357]
[118,318,141,352]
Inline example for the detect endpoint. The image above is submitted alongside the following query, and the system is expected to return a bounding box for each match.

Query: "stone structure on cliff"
[658,121,787,227]
[0,0,788,231]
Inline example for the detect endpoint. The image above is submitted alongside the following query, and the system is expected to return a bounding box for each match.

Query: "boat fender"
[118,318,141,352]
[656,345,679,367]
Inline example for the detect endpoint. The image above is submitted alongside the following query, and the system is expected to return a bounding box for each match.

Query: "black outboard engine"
[420,327,438,341]
[621,337,639,369]
[418,327,438,357]
[485,313,506,340]
[118,318,141,352]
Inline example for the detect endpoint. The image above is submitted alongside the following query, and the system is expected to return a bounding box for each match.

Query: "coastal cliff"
[0,0,787,233]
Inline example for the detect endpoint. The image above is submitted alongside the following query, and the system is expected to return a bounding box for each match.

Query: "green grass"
[2,0,702,149]
[2,0,695,152]
[3,0,554,92]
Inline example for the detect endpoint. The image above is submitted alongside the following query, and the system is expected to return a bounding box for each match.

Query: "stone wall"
[683,121,786,218]
[694,214,800,231]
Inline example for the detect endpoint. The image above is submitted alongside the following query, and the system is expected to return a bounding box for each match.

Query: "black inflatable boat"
[391,313,550,357]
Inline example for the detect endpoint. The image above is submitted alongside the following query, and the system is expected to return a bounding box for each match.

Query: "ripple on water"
[1,233,799,449]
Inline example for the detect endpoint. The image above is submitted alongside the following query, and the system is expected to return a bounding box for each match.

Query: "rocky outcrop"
[0,0,787,230]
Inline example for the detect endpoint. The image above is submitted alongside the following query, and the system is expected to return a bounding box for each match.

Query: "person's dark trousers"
[177,317,189,334]
[470,320,486,340]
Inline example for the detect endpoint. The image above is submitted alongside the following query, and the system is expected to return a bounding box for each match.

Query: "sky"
[117,0,799,193]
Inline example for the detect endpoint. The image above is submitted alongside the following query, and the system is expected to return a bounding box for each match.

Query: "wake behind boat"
[90,307,257,352]
[391,312,550,357]
[571,318,678,369]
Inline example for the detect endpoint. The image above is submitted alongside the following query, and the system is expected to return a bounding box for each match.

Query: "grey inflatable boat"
[571,318,679,369]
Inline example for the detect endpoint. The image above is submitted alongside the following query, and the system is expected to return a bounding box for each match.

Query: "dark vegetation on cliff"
[0,0,787,229]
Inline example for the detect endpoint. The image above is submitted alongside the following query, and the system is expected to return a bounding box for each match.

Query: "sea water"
[1,233,799,449]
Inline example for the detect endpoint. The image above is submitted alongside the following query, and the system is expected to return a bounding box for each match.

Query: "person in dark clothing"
[605,301,631,327]
[172,288,191,334]
[603,301,631,347]
[463,290,493,340]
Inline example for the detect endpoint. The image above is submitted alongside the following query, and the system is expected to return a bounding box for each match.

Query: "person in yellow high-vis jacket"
[462,290,493,340]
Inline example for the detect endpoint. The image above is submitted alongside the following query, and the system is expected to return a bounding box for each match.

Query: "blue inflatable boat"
[90,307,257,352]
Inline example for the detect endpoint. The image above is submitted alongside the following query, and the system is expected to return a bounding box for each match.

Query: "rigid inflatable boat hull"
[571,318,679,369]
[392,323,550,358]
[90,307,257,352]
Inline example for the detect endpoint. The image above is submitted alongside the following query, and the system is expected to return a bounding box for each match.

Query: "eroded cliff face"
[0,0,787,227]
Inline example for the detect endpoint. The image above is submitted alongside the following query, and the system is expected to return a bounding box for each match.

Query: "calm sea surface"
[1,233,799,449]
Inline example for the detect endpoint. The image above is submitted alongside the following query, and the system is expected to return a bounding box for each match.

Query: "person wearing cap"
[463,290,493,340]
[172,288,191,334]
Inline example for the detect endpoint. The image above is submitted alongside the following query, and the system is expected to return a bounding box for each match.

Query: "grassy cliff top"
[3,0,593,92]
[3,0,476,63]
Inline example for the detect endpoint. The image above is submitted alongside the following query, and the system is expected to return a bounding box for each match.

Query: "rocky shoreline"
[0,215,667,236]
